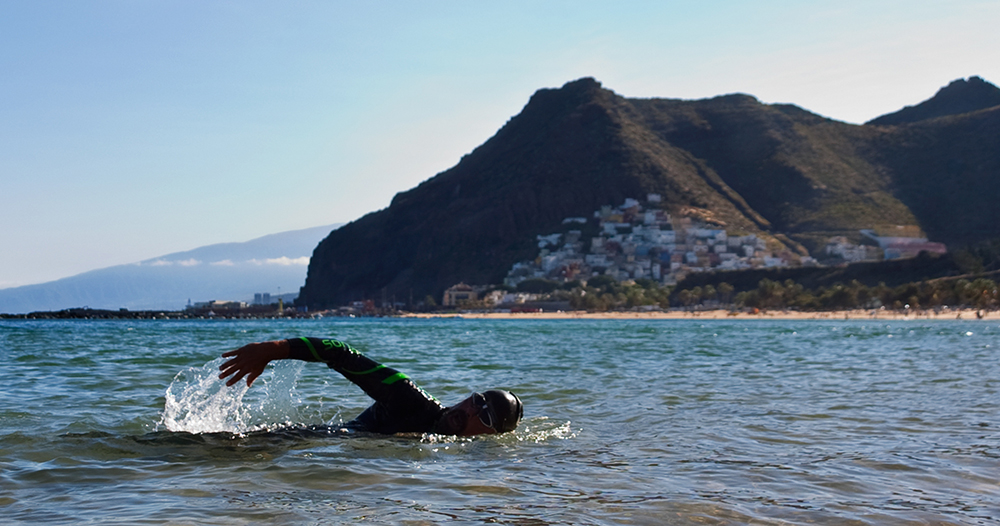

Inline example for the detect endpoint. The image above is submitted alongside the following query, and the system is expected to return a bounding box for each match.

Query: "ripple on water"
[1,318,999,525]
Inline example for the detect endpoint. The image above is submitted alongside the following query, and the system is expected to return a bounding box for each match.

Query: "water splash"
[516,417,576,443]
[158,358,306,434]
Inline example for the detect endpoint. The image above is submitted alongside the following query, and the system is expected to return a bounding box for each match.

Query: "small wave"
[411,417,574,446]
[513,417,576,443]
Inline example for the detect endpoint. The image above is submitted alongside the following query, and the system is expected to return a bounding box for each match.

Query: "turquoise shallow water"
[1,318,998,525]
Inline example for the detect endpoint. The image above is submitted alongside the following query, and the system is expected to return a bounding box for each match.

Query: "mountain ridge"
[299,76,1000,309]
[867,76,1000,126]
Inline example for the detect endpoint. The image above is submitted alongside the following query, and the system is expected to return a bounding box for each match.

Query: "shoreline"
[401,308,1000,321]
[3,307,997,321]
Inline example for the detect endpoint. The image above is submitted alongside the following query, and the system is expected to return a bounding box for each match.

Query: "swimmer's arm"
[284,337,411,403]
[218,339,291,387]
[285,337,375,369]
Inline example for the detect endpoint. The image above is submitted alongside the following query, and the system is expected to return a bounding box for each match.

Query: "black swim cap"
[482,390,523,433]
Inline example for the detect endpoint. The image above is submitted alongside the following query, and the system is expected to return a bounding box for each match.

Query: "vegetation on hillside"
[682,277,997,312]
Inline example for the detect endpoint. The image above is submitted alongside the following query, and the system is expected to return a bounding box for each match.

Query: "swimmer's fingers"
[219,345,267,387]
[218,359,258,387]
[218,340,290,388]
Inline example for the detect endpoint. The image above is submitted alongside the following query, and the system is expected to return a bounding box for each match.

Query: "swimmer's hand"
[218,340,291,387]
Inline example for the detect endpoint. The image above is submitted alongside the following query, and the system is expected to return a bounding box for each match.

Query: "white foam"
[158,358,305,434]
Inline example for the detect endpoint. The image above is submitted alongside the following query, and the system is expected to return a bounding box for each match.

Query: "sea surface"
[1,318,998,525]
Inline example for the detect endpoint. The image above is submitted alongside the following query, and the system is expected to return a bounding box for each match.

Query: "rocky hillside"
[298,77,1000,309]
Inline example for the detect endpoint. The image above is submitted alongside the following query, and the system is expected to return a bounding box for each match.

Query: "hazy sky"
[2,1,998,289]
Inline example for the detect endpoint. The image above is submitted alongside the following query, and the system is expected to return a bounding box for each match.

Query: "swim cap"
[482,390,523,433]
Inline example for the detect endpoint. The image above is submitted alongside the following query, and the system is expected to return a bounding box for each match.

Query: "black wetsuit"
[287,337,446,434]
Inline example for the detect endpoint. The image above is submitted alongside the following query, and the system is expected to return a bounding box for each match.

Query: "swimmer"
[219,338,522,436]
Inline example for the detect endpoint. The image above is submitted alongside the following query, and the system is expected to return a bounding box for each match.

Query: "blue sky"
[2,0,998,289]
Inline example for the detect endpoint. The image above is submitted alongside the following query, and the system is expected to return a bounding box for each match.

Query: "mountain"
[0,224,340,314]
[867,104,1000,246]
[867,76,1000,126]
[298,77,1000,309]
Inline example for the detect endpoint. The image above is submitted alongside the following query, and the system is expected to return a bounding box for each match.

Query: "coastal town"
[501,194,945,290]
[420,195,958,312]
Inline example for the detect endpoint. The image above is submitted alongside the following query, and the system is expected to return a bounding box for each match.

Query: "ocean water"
[1,318,998,525]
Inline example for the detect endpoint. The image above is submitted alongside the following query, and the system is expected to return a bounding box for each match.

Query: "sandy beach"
[402,308,1000,321]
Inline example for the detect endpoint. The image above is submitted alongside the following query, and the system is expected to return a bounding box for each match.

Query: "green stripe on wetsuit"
[299,337,409,384]
[344,364,386,375]
[380,372,409,385]
[299,337,324,362]
[345,365,408,384]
